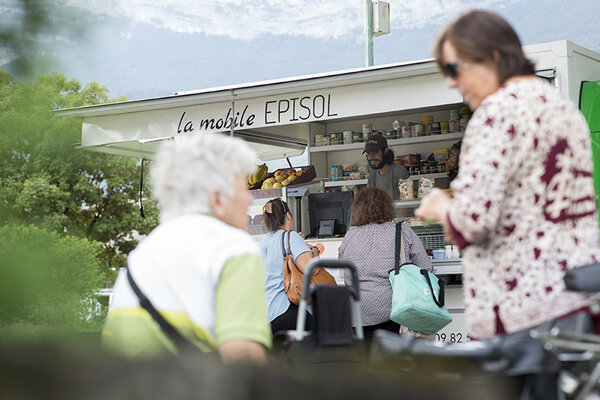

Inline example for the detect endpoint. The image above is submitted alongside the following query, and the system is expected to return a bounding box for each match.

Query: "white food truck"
[57,40,600,342]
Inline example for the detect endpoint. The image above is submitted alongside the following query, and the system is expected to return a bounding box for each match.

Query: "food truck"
[57,40,600,342]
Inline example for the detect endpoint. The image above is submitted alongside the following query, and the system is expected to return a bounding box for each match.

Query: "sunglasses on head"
[278,198,289,214]
[263,198,289,214]
[442,59,469,79]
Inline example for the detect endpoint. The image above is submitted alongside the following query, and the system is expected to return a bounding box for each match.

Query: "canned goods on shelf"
[362,123,372,137]
[401,126,411,138]
[448,120,457,133]
[415,123,424,136]
[330,132,341,145]
[314,134,323,146]
[449,109,460,121]
[408,164,420,175]
[343,130,353,144]
[410,124,418,138]
[440,121,449,135]
[383,130,396,139]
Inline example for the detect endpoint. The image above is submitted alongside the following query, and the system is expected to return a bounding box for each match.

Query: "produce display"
[247,163,268,189]
[247,164,316,191]
[261,168,305,189]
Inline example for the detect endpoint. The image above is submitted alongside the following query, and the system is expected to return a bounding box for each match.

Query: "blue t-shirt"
[261,229,312,322]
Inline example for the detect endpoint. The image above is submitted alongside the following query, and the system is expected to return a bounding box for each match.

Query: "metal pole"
[365,0,373,67]
[230,89,235,137]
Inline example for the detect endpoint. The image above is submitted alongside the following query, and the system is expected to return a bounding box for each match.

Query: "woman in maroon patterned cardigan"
[416,10,600,339]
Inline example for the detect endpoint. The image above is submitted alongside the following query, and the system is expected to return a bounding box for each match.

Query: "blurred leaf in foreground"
[0,224,103,341]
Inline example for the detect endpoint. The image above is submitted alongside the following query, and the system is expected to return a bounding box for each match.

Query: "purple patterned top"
[448,78,600,339]
[339,222,433,326]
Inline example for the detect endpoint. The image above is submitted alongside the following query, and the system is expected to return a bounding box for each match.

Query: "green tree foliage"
[0,0,87,80]
[0,71,159,284]
[0,224,103,339]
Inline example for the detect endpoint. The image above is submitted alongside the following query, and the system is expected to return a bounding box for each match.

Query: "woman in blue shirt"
[261,198,317,333]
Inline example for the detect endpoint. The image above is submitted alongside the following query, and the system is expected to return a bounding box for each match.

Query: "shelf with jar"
[324,172,448,188]
[324,178,368,188]
[309,131,464,153]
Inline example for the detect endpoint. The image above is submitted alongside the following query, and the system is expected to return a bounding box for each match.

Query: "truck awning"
[55,58,451,161]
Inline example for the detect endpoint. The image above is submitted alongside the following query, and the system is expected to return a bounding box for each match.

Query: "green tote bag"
[389,223,452,335]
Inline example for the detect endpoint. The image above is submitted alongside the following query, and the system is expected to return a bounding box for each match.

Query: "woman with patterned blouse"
[339,186,432,339]
[416,10,600,339]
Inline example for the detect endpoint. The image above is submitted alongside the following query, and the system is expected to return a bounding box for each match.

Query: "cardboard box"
[434,148,450,162]
[396,154,418,166]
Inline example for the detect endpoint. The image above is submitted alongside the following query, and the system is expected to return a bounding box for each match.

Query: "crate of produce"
[259,165,316,189]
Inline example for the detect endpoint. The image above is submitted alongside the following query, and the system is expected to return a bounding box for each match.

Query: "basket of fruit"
[260,165,316,189]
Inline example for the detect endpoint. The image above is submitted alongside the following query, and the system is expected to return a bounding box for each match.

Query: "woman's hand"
[416,189,460,245]
[310,245,320,258]
[415,188,452,223]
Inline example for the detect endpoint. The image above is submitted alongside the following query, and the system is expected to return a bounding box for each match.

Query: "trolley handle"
[295,258,363,341]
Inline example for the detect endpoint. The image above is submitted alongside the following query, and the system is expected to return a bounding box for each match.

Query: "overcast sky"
[2,0,599,100]
[63,0,518,40]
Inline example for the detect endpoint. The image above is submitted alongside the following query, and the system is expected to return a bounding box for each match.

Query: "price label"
[436,298,469,343]
[435,332,471,343]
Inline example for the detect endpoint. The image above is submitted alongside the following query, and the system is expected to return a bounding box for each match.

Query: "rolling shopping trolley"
[277,258,367,369]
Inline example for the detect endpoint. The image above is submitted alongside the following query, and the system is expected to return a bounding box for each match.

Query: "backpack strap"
[126,268,211,353]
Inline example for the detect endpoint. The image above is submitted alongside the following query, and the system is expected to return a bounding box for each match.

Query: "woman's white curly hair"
[151,133,256,222]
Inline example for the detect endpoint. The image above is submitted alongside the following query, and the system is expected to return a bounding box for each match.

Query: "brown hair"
[352,187,394,226]
[263,198,290,232]
[448,140,462,183]
[433,10,535,84]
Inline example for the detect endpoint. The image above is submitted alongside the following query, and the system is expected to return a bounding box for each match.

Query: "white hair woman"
[152,134,254,227]
[103,133,272,364]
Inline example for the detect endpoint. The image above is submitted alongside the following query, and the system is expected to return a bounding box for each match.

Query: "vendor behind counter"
[363,134,409,200]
